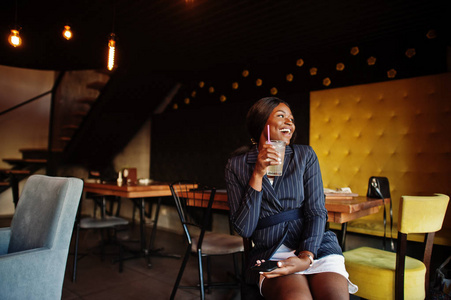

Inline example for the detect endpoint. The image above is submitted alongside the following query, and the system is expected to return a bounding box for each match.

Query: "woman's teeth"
[280,129,291,133]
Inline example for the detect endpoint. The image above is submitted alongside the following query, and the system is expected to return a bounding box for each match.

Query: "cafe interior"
[0,0,450,299]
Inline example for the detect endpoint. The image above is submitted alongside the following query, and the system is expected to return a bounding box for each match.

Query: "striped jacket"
[225,144,342,284]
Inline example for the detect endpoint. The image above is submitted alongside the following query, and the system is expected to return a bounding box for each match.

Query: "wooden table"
[187,190,389,249]
[83,181,191,267]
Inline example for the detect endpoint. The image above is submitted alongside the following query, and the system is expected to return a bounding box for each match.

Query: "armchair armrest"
[0,247,69,299]
[0,227,11,255]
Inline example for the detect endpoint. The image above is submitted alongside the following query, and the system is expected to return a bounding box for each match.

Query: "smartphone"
[251,260,279,272]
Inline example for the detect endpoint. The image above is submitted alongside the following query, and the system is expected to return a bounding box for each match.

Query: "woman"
[225,97,357,299]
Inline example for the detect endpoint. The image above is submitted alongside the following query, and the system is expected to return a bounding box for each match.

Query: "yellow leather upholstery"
[310,72,451,245]
[344,194,449,300]
[399,194,449,234]
[344,247,426,300]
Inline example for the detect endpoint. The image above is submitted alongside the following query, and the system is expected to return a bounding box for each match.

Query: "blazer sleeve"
[225,156,263,238]
[298,147,328,257]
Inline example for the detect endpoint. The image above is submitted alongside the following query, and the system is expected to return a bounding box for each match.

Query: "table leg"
[145,197,180,268]
[340,223,347,250]
[138,198,147,254]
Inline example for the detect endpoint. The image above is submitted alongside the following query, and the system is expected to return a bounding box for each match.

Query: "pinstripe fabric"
[225,144,342,284]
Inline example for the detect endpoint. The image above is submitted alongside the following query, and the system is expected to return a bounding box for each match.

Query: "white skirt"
[259,244,358,295]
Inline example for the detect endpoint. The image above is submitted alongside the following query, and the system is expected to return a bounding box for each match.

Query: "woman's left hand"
[259,256,310,278]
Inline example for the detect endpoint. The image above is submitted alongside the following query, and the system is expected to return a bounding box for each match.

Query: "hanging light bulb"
[8,28,22,47]
[62,25,72,40]
[107,33,116,71]
[9,0,22,47]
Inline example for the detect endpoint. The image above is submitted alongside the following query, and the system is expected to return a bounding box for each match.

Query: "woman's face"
[260,103,295,145]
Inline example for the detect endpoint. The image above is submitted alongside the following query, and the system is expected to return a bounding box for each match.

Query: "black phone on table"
[251,260,279,272]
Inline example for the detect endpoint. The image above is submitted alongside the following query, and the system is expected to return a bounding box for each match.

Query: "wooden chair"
[343,193,449,300]
[169,181,244,300]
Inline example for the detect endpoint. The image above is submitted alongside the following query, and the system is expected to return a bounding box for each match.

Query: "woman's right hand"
[259,256,310,278]
[254,143,281,177]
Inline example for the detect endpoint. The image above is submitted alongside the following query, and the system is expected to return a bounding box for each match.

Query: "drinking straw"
[267,125,271,143]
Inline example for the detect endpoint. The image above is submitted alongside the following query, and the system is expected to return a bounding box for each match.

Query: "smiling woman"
[225,97,357,299]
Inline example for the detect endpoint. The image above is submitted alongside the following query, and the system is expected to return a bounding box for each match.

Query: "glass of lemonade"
[266,140,286,176]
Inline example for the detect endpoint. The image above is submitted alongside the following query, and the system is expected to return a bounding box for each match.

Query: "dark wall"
[150,93,309,188]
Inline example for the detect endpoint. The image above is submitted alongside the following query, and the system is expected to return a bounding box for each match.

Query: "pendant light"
[62,25,73,40]
[8,0,22,47]
[107,1,117,71]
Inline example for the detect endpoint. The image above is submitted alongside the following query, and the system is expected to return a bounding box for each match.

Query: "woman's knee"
[308,272,349,300]
[262,275,313,300]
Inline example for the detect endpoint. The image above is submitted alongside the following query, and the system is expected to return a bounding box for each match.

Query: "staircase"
[1,66,178,208]
[0,148,51,206]
[0,70,111,206]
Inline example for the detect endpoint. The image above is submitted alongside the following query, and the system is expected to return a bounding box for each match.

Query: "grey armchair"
[0,175,83,300]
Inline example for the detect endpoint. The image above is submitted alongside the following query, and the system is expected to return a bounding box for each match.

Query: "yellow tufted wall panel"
[310,72,451,245]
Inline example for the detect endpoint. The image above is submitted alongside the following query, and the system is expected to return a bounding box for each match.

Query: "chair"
[241,237,265,300]
[0,175,83,299]
[343,193,449,300]
[72,193,129,282]
[169,181,244,300]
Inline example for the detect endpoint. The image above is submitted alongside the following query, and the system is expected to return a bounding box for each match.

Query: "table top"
[186,189,389,224]
[83,181,175,198]
[84,182,389,224]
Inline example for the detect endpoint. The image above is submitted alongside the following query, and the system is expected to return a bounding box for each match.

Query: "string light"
[176,29,433,109]
[62,25,73,40]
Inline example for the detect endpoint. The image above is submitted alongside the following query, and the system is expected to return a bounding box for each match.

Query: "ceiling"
[0,0,449,79]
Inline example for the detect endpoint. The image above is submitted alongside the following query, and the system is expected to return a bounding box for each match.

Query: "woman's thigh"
[261,274,313,300]
[308,272,349,300]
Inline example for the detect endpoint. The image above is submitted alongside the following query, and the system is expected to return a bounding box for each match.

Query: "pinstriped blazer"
[225,144,342,284]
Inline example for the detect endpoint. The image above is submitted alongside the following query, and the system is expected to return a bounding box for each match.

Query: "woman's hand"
[259,256,312,279]
[254,143,281,178]
[249,143,281,192]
